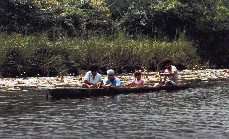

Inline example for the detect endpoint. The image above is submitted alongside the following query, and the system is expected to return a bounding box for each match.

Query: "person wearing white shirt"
[159,59,178,86]
[82,65,102,88]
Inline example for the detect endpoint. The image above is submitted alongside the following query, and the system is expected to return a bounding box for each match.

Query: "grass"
[0,33,200,77]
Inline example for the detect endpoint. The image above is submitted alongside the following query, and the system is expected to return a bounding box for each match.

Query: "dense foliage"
[0,34,199,77]
[2,0,228,38]
[0,0,229,77]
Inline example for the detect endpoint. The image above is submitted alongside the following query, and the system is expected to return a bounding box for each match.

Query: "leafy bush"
[0,33,199,77]
[0,0,228,68]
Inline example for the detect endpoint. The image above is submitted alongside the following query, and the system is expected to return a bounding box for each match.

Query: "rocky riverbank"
[0,69,228,92]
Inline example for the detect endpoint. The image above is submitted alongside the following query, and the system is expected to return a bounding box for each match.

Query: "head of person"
[90,64,99,76]
[162,59,173,70]
[107,69,115,81]
[134,71,142,80]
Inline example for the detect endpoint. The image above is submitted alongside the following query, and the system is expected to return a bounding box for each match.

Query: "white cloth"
[164,65,178,82]
[84,71,102,84]
[107,69,115,75]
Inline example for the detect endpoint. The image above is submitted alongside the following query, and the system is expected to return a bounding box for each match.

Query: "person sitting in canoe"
[126,71,144,88]
[154,59,178,87]
[82,65,103,88]
[159,59,178,86]
[103,69,122,87]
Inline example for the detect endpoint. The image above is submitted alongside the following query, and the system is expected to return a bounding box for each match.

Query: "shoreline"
[0,69,228,92]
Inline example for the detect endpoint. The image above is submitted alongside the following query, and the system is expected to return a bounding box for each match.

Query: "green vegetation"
[0,34,199,77]
[0,0,228,77]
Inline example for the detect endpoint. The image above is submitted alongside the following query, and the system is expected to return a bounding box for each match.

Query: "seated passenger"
[159,59,178,86]
[103,69,122,87]
[126,71,144,88]
[82,65,102,88]
[154,59,178,87]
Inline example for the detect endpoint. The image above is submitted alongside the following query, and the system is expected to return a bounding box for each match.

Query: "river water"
[0,82,229,139]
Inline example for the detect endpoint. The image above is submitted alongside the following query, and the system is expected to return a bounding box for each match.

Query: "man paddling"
[82,65,102,88]
[103,69,122,87]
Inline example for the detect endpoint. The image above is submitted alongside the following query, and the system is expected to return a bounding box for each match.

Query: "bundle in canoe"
[47,84,190,99]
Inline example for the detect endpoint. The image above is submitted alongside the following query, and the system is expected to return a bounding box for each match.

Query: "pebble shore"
[0,69,228,92]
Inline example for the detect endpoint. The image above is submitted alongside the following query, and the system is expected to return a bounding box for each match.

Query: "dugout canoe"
[47,84,190,99]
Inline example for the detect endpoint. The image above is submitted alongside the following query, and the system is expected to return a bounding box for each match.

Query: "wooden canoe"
[47,84,190,99]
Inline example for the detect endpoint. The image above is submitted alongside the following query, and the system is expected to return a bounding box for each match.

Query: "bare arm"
[84,80,94,85]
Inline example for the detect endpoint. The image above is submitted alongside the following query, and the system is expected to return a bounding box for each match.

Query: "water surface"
[0,82,229,138]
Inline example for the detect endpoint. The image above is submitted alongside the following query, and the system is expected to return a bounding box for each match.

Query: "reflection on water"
[0,83,229,138]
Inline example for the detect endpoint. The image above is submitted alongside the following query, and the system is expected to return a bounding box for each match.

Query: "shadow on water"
[0,82,229,138]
